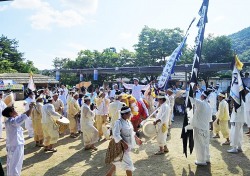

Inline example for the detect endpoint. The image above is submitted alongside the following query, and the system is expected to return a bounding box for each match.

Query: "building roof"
[56,62,250,74]
[0,73,59,84]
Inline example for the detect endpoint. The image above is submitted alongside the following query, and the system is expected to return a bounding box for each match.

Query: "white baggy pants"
[7,145,24,176]
[193,127,210,163]
[0,117,2,138]
[230,122,244,148]
[25,116,34,137]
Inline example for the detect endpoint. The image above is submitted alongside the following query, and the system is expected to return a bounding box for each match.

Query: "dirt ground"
[0,101,250,176]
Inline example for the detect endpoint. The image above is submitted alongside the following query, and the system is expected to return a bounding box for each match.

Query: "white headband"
[84,96,90,100]
[121,108,131,114]
[157,95,166,99]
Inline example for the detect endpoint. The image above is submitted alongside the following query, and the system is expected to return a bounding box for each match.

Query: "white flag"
[230,66,244,106]
[28,74,36,91]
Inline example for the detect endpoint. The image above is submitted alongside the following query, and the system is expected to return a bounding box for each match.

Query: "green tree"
[0,35,38,73]
[52,48,136,86]
[0,60,17,73]
[200,34,233,86]
[134,26,183,81]
[134,26,183,66]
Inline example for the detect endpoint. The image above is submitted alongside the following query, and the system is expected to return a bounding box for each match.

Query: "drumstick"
[140,106,161,126]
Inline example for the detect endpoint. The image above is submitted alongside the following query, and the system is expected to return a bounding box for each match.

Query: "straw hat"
[218,92,226,98]
[142,119,157,138]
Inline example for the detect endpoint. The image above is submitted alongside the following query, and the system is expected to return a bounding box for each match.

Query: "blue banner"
[56,71,60,81]
[158,17,196,89]
[80,74,83,82]
[93,70,98,80]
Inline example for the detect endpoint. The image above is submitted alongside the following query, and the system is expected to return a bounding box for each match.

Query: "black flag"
[181,0,210,157]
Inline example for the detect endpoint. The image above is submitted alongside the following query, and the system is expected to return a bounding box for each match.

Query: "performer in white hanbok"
[154,93,170,155]
[67,92,81,138]
[106,106,142,176]
[95,91,110,139]
[109,90,125,130]
[24,92,35,138]
[227,99,245,153]
[42,97,62,152]
[58,89,67,116]
[144,87,155,116]
[122,78,150,117]
[31,97,44,147]
[109,84,119,101]
[166,89,175,124]
[212,92,230,145]
[207,87,217,130]
[3,103,34,176]
[189,91,212,166]
[0,91,7,139]
[81,96,99,150]
[244,88,250,135]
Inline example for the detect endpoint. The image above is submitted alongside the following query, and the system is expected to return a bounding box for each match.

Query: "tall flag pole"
[181,0,210,158]
[230,54,245,111]
[28,71,36,91]
[158,18,196,89]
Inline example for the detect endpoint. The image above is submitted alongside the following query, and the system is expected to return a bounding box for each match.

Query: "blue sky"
[1,0,250,70]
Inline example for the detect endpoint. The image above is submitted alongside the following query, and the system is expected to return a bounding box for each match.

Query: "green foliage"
[202,34,233,63]
[229,26,250,62]
[134,26,183,67]
[0,35,38,73]
[52,48,136,86]
[200,34,233,85]
[0,60,17,73]
[133,26,183,81]
[239,48,250,62]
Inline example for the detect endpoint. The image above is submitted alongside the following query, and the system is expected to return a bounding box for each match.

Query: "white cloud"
[9,0,98,30]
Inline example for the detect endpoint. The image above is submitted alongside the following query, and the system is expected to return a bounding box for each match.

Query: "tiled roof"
[0,73,59,84]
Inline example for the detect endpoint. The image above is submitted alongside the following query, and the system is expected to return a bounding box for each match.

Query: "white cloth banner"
[230,66,244,105]
[158,37,187,88]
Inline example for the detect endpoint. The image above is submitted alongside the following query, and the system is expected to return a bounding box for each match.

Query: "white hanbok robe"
[244,93,250,127]
[81,103,99,146]
[208,92,217,119]
[190,97,212,164]
[24,97,34,137]
[168,94,175,123]
[0,100,7,138]
[230,105,245,148]
[41,104,61,146]
[5,114,28,176]
[113,118,136,172]
[109,100,125,129]
[155,102,169,147]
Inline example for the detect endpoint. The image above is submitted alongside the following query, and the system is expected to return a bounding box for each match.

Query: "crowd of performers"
[0,78,250,175]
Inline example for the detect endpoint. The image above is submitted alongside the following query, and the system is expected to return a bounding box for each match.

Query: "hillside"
[228,26,250,61]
